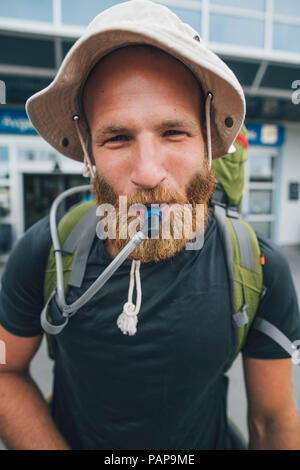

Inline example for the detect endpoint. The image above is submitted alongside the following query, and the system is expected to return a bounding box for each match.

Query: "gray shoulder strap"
[64,205,99,288]
[214,203,257,326]
[230,218,254,271]
[253,316,298,359]
[213,204,235,313]
[214,204,255,273]
[62,205,97,254]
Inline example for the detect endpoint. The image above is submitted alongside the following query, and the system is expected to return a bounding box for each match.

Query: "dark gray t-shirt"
[0,209,299,450]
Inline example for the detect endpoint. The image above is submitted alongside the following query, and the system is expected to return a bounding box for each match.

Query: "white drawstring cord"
[205,93,213,168]
[72,115,95,179]
[117,260,142,336]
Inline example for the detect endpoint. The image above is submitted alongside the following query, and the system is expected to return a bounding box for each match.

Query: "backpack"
[43,125,297,368]
[210,125,297,368]
[211,125,264,368]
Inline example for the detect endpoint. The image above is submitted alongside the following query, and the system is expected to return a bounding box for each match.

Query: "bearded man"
[0,0,299,451]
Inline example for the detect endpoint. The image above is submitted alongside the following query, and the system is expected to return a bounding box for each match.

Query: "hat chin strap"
[73,95,213,178]
[205,93,213,168]
[72,115,95,180]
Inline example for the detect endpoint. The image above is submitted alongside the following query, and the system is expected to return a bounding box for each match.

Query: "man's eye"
[163,130,185,137]
[106,135,129,143]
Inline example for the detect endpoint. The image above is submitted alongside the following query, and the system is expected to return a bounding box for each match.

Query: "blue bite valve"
[141,207,161,238]
[144,207,162,221]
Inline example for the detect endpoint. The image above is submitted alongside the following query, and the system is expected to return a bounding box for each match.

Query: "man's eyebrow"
[154,119,200,132]
[93,125,129,141]
[93,119,201,141]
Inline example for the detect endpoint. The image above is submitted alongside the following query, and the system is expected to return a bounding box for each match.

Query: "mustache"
[92,170,215,208]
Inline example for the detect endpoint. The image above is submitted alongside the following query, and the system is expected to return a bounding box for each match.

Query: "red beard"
[92,166,215,263]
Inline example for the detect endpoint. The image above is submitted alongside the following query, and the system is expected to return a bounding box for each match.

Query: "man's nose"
[130,135,167,189]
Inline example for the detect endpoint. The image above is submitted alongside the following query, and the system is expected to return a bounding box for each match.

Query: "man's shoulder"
[0,216,53,337]
[5,215,52,278]
[24,214,51,238]
[255,231,291,287]
[242,230,300,359]
[17,215,52,257]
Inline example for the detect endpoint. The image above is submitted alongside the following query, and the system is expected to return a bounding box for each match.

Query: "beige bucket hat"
[26,0,245,163]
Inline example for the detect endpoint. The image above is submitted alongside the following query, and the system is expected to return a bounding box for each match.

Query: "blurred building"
[0,0,300,261]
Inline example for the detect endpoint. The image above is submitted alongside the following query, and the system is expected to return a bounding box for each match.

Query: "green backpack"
[212,124,249,209]
[211,125,263,367]
[42,125,263,368]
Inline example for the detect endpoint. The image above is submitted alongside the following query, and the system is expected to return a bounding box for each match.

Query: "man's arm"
[243,356,300,450]
[0,325,70,450]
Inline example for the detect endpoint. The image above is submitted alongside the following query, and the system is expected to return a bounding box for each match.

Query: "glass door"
[242,146,279,240]
[23,173,92,231]
[15,143,92,236]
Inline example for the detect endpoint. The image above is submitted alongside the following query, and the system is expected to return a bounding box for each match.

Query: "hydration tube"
[41,185,161,335]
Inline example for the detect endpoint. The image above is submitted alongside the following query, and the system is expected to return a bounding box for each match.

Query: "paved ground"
[0,244,299,449]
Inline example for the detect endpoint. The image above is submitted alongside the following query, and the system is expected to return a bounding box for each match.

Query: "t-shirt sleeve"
[242,234,300,359]
[0,216,52,337]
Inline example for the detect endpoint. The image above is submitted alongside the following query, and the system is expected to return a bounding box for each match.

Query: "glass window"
[3,75,52,106]
[211,0,265,12]
[0,146,8,162]
[222,59,260,86]
[0,146,9,179]
[249,190,273,215]
[273,0,300,18]
[0,221,13,254]
[169,7,201,35]
[23,173,89,230]
[249,221,272,239]
[273,23,300,54]
[18,148,61,162]
[0,34,55,68]
[62,40,75,59]
[18,149,36,162]
[0,0,53,22]
[249,155,276,182]
[0,187,11,220]
[62,0,127,26]
[210,14,265,47]
[260,64,300,90]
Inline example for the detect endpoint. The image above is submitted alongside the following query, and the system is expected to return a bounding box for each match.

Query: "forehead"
[85,44,199,84]
[82,45,204,116]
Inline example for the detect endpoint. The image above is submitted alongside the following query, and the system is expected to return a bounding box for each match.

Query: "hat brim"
[26,26,245,162]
